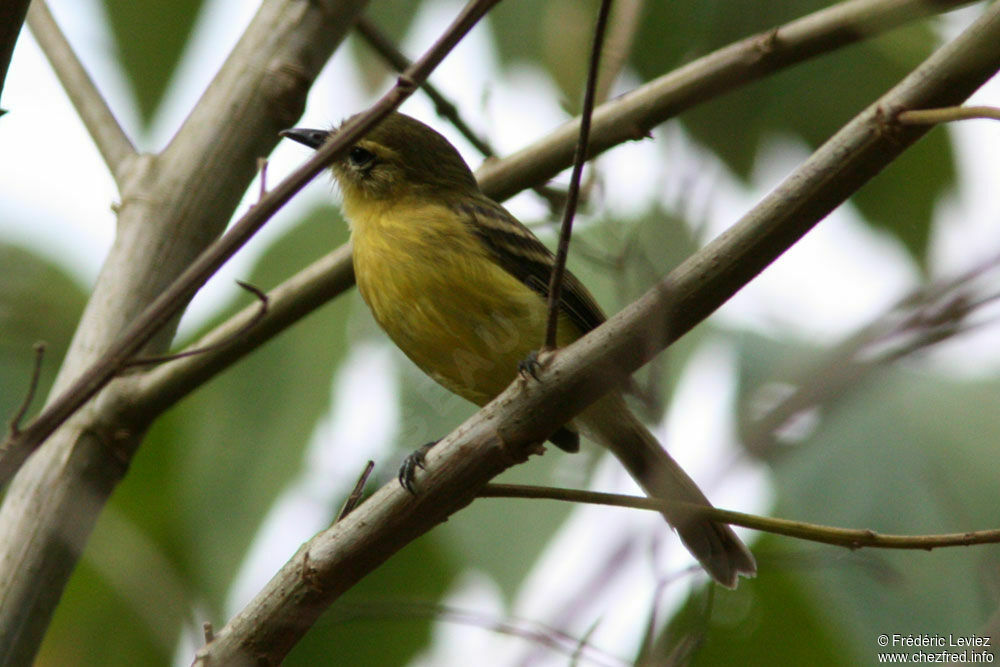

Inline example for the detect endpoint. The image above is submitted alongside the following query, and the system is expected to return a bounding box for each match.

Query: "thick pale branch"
[0,2,374,488]
[199,2,1000,661]
[26,1,136,181]
[0,0,371,663]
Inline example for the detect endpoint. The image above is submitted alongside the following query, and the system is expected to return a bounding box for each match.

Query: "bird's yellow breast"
[348,198,573,405]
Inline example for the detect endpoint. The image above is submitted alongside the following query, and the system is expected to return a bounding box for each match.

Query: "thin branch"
[199,4,1000,660]
[543,0,613,349]
[130,244,355,415]
[898,104,1000,124]
[594,0,644,104]
[476,0,978,202]
[336,461,375,521]
[480,484,1000,550]
[354,16,494,156]
[26,0,136,182]
[0,0,502,491]
[6,343,45,437]
[124,281,269,367]
[354,14,571,214]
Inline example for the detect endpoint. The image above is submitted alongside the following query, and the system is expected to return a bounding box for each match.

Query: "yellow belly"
[350,201,578,405]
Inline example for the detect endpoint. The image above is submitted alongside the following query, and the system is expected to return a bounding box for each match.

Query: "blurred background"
[2,0,1000,664]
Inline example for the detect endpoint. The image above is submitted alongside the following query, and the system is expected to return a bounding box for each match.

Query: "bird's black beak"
[279,127,330,150]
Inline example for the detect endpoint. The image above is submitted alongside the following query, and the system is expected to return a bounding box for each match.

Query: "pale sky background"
[3,1,1000,664]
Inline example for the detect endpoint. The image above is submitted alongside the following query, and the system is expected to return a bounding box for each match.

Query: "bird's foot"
[398,440,437,494]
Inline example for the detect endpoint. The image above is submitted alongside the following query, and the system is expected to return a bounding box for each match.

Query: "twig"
[480,484,1000,550]
[124,281,269,367]
[594,0,644,104]
[544,0,613,349]
[256,158,269,202]
[354,16,494,157]
[26,0,136,182]
[898,104,1000,125]
[336,460,375,521]
[130,244,355,415]
[354,14,571,214]
[6,343,45,437]
[0,0,503,491]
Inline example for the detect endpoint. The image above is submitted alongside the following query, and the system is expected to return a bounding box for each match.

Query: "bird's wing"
[456,198,606,336]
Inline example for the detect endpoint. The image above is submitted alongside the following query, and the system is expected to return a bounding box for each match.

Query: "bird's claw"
[518,350,543,381]
[398,440,437,494]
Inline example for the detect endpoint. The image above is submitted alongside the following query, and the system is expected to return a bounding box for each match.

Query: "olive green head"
[282,112,480,203]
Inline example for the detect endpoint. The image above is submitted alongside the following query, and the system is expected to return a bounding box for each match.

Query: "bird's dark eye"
[348,146,376,169]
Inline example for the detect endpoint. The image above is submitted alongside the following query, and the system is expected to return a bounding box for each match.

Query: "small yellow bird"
[282,112,755,587]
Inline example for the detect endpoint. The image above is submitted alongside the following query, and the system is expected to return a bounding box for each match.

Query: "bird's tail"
[576,392,756,588]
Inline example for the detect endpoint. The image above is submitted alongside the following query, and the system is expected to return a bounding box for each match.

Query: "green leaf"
[731,331,1000,662]
[632,3,951,266]
[350,0,428,93]
[102,0,206,123]
[286,533,458,666]
[489,0,600,108]
[659,535,858,665]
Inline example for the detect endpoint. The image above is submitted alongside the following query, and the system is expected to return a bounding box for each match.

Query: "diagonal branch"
[354,16,494,156]
[198,3,1000,661]
[476,0,979,202]
[132,244,355,415]
[121,0,980,446]
[543,0,613,349]
[26,0,136,182]
[0,0,503,490]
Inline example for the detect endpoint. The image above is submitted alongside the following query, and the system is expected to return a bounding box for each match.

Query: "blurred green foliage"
[102,0,206,123]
